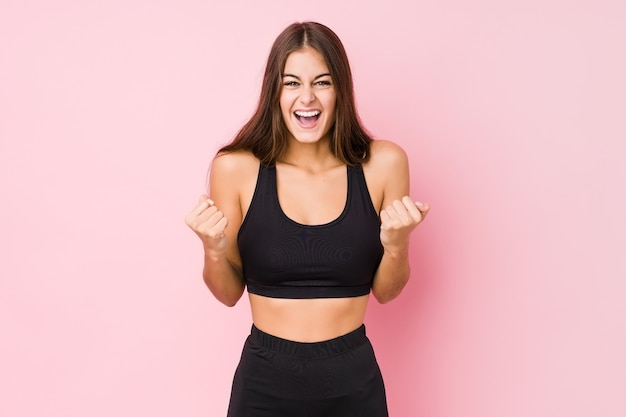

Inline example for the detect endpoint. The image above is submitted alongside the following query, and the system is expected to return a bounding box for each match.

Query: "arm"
[369,141,429,304]
[184,152,251,307]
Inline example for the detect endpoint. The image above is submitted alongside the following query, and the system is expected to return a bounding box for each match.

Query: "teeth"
[295,110,320,117]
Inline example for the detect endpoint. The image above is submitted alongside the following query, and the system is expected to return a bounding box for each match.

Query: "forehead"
[283,47,330,75]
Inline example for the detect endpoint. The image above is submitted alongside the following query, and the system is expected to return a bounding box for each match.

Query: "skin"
[185,46,429,342]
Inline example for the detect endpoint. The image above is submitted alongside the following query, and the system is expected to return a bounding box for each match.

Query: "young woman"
[185,21,429,417]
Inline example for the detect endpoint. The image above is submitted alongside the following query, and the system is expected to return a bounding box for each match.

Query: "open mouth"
[294,110,321,127]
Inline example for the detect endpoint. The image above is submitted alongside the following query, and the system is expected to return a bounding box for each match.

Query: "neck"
[280,140,341,173]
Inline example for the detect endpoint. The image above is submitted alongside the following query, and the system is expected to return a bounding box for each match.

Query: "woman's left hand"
[379,196,429,255]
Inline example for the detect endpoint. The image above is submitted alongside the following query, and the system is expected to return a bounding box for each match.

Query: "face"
[280,47,337,145]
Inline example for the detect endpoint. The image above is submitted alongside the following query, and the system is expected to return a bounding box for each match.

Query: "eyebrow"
[282,73,331,80]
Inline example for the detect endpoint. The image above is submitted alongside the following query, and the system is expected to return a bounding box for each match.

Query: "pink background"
[1,1,625,416]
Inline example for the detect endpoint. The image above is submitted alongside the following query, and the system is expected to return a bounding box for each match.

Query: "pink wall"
[1,1,625,416]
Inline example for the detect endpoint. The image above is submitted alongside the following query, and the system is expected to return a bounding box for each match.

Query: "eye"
[314,80,332,87]
[283,81,300,87]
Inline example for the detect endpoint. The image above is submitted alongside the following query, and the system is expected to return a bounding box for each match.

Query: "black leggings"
[227,324,389,417]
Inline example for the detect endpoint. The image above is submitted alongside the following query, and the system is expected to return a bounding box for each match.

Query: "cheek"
[325,94,337,114]
[279,98,289,115]
[279,92,293,112]
[326,90,337,105]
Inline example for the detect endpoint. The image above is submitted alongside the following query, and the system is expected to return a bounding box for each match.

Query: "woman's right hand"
[184,195,229,259]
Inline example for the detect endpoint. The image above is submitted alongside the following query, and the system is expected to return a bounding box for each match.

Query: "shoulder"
[362,140,410,210]
[211,150,259,173]
[366,139,409,174]
[209,150,260,195]
[210,150,260,181]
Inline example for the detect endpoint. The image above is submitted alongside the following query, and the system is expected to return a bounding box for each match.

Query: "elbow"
[213,289,244,307]
[203,277,245,307]
[372,261,411,303]
[371,276,409,304]
[219,297,239,308]
[372,289,401,304]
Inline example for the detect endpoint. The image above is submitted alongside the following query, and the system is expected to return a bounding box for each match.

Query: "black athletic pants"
[226,324,389,417]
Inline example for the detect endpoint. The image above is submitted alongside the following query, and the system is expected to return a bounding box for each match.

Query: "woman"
[185,21,429,417]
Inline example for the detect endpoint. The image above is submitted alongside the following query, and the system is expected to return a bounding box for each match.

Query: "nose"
[299,85,315,105]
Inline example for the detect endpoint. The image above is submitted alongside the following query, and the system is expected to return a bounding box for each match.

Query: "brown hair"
[218,21,373,165]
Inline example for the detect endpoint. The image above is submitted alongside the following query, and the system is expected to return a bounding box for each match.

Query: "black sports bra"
[237,163,383,299]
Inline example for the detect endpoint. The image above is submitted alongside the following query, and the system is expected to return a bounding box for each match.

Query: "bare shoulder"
[210,150,259,180]
[362,140,410,210]
[368,139,409,169]
[365,139,409,184]
[209,150,260,193]
[209,150,260,217]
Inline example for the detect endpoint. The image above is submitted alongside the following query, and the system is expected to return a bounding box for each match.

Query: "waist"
[248,323,369,358]
[249,293,369,342]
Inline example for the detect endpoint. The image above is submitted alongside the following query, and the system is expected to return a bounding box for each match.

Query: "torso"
[220,142,392,342]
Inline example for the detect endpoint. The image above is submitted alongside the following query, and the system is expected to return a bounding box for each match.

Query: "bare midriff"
[248,293,370,342]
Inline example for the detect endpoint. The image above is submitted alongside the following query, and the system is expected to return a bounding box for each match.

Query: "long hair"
[219,21,373,165]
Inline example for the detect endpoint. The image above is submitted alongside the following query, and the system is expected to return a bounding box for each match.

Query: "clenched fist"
[379,196,429,255]
[185,195,229,257]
